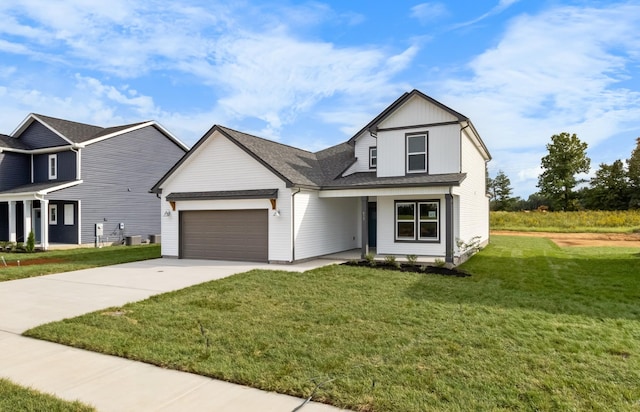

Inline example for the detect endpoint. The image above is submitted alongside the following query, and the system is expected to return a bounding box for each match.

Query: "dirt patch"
[0,258,68,267]
[491,231,640,247]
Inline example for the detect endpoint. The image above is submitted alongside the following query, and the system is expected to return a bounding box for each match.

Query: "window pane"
[408,154,425,171]
[407,135,425,153]
[397,222,415,238]
[396,203,415,220]
[420,203,438,220]
[420,222,438,239]
[64,204,74,225]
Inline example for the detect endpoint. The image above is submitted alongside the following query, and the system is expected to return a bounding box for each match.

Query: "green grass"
[491,210,640,232]
[0,378,94,411]
[25,236,640,411]
[0,244,160,282]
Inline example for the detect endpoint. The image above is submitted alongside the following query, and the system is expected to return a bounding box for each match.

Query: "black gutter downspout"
[361,196,369,259]
[291,188,301,262]
[445,188,454,264]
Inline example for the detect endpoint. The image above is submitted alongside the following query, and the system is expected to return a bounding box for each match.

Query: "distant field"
[490,210,640,232]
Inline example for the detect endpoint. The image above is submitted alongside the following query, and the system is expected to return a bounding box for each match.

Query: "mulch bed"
[1,258,68,267]
[342,261,470,277]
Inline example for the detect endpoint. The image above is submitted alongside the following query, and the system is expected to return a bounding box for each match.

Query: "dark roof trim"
[166,189,278,201]
[348,90,468,144]
[218,127,295,188]
[376,120,460,133]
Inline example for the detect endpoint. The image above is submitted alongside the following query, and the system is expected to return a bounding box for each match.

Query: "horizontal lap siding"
[48,127,187,244]
[0,152,30,190]
[19,122,68,148]
[33,151,76,183]
[159,132,290,261]
[294,191,359,260]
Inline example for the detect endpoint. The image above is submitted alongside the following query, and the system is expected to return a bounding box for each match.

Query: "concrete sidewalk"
[0,258,347,411]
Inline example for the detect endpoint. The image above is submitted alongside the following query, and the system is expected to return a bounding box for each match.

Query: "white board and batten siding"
[377,95,459,129]
[293,190,360,260]
[452,128,490,249]
[159,131,291,261]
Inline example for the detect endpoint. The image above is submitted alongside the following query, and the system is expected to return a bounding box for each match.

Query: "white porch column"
[40,199,49,250]
[8,201,17,242]
[23,200,32,241]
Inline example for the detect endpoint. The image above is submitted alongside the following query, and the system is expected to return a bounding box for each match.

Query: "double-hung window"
[406,134,426,173]
[395,200,439,242]
[369,147,377,169]
[48,154,58,180]
[49,204,58,225]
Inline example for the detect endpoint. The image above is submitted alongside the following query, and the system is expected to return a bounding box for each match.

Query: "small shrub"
[434,258,446,267]
[406,254,418,266]
[26,231,35,253]
[15,242,25,251]
[364,253,376,266]
[384,255,399,268]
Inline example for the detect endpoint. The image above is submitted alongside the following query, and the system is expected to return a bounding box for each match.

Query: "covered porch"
[0,181,82,250]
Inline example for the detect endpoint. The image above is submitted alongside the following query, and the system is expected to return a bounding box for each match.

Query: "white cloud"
[452,0,521,29]
[411,3,448,24]
[435,2,640,197]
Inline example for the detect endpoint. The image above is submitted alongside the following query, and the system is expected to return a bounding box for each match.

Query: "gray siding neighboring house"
[0,114,188,248]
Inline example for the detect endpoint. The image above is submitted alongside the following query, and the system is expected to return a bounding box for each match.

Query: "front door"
[34,208,41,242]
[368,202,377,247]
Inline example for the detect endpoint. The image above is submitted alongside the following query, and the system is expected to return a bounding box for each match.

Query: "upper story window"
[48,154,57,180]
[406,134,426,173]
[369,147,377,169]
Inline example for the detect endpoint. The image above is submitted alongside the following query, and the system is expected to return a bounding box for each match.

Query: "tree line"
[488,132,640,211]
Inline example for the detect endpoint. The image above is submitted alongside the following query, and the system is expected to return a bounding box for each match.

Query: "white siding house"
[152,90,491,263]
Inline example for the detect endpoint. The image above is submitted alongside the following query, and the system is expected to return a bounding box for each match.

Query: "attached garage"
[179,209,268,262]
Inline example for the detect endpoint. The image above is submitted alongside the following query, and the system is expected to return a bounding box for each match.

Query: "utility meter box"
[95,223,104,236]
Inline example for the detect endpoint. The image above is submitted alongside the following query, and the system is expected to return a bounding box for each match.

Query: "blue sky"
[1,0,639,198]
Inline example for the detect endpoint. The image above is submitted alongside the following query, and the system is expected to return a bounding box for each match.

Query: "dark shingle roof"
[0,133,31,150]
[323,172,467,189]
[166,189,278,201]
[33,114,104,144]
[0,180,80,195]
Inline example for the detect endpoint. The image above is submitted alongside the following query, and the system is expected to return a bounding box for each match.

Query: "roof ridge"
[217,125,315,155]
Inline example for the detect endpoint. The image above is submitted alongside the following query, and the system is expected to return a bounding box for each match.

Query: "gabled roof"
[348,89,469,144]
[8,113,188,151]
[151,125,355,192]
[0,133,31,150]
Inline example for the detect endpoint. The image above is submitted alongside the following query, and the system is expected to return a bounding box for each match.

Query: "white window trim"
[49,204,58,225]
[395,202,416,241]
[395,200,440,242]
[48,154,58,180]
[369,147,377,169]
[418,201,439,241]
[64,204,74,226]
[406,134,427,173]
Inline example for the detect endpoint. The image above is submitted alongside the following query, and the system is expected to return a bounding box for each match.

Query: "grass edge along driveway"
[0,244,160,282]
[0,378,95,412]
[25,236,640,411]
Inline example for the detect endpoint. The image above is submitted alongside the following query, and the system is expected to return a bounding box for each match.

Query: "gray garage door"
[180,209,268,262]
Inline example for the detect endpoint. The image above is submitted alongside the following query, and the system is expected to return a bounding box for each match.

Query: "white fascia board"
[12,114,75,145]
[0,145,75,155]
[0,180,83,201]
[319,186,451,198]
[79,121,189,151]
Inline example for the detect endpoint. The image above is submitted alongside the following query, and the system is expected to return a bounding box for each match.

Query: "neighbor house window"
[64,204,74,225]
[369,147,377,169]
[48,154,57,179]
[395,200,439,242]
[406,134,426,173]
[49,204,58,225]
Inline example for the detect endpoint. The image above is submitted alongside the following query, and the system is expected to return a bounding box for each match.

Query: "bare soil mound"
[491,231,640,247]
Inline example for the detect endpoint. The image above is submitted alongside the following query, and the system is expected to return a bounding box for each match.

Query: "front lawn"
[0,244,160,282]
[25,236,640,411]
[0,378,94,411]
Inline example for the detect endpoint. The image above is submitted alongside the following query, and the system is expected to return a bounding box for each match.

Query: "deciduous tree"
[627,137,640,208]
[537,132,590,210]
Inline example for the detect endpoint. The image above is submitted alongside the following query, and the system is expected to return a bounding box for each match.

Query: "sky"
[1,0,639,198]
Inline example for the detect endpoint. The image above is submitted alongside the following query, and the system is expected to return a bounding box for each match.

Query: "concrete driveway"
[0,257,347,412]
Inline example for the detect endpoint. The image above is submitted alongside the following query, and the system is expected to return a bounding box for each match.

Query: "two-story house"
[151,90,491,263]
[0,114,188,249]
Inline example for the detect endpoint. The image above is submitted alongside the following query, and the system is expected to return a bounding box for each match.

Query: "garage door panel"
[180,210,268,262]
